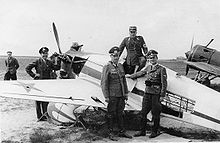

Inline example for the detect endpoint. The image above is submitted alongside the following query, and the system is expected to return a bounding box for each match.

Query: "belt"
[145,80,161,86]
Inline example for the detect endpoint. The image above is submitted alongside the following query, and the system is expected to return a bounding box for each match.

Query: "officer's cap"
[7,51,12,54]
[109,46,120,56]
[129,26,137,31]
[146,50,158,58]
[39,47,49,54]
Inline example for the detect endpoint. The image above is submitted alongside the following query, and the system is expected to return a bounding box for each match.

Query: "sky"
[0,0,220,59]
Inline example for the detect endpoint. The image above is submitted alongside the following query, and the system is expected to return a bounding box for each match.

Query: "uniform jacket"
[26,58,60,79]
[5,56,19,74]
[101,61,129,98]
[130,64,167,97]
[60,55,76,79]
[119,36,148,66]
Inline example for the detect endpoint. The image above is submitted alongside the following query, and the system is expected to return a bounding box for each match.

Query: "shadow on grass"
[29,129,53,143]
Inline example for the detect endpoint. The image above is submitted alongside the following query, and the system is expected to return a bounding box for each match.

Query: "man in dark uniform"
[126,50,167,138]
[4,51,19,80]
[119,26,148,74]
[101,46,132,141]
[26,47,60,121]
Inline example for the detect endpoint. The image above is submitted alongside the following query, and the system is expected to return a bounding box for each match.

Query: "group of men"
[101,26,167,140]
[4,25,167,140]
[4,42,83,121]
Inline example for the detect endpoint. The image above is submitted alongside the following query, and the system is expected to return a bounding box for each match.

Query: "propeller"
[206,39,214,64]
[185,37,194,75]
[205,39,214,47]
[190,35,194,51]
[52,22,62,54]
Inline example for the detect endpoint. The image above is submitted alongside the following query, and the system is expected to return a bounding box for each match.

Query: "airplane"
[184,38,220,86]
[1,23,220,134]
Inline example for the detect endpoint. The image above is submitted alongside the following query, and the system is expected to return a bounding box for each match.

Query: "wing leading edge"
[184,61,220,76]
[0,78,106,108]
[0,78,142,111]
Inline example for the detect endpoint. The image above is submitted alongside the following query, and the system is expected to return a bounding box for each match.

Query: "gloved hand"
[125,74,131,78]
[160,95,169,102]
[34,74,40,80]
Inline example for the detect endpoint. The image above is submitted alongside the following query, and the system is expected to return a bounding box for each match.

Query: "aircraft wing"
[65,49,104,58]
[0,77,141,111]
[184,61,220,76]
[0,78,107,108]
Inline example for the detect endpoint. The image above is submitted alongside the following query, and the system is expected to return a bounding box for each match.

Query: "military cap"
[7,51,12,54]
[71,42,83,48]
[146,49,158,58]
[109,46,120,55]
[129,26,137,31]
[39,47,49,54]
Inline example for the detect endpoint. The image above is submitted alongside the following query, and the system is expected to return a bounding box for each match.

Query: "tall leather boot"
[109,128,118,141]
[107,115,118,141]
[149,117,161,138]
[134,117,147,137]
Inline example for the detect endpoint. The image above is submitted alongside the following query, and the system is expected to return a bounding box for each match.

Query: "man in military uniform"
[101,46,132,141]
[126,50,167,138]
[26,47,60,121]
[119,26,148,74]
[59,42,83,79]
[4,51,19,80]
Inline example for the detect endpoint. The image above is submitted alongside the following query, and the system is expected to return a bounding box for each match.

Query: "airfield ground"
[1,56,220,142]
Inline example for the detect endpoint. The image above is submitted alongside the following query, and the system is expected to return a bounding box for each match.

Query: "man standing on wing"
[126,50,167,138]
[119,26,148,74]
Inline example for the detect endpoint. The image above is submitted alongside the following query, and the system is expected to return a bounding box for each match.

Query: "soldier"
[4,51,19,80]
[101,46,132,141]
[126,50,167,138]
[119,26,148,74]
[26,47,60,121]
[59,42,83,79]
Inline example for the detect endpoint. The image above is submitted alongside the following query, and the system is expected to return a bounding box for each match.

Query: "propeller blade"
[185,36,195,75]
[52,22,62,54]
[205,39,214,47]
[190,35,194,51]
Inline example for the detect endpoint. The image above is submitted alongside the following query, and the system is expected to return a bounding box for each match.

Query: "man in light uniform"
[101,46,132,141]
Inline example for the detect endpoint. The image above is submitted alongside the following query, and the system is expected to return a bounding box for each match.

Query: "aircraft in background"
[184,38,220,86]
[1,23,220,132]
